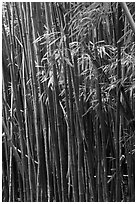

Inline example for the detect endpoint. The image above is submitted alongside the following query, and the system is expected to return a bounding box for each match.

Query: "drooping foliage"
[2,2,135,202]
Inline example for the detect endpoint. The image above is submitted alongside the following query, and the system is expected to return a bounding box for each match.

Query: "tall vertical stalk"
[115,3,122,201]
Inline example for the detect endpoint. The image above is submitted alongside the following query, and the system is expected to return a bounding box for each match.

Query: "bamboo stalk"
[22,51,33,201]
[115,3,122,201]
[29,3,41,201]
[120,2,135,33]
[30,3,48,201]
[82,40,108,201]
[45,3,68,201]
[47,86,61,201]
[4,3,27,200]
[57,4,79,201]
[44,3,62,201]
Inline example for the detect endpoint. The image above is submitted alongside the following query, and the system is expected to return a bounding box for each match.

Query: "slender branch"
[120,2,135,33]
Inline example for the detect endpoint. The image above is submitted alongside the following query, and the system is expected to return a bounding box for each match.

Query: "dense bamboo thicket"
[2,2,135,202]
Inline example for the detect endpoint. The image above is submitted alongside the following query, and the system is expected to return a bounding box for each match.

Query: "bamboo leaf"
[64,57,74,67]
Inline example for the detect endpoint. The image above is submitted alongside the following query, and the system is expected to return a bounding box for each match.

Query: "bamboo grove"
[2,2,135,202]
